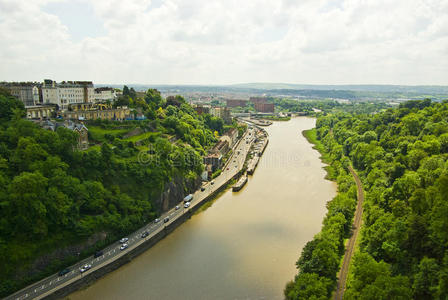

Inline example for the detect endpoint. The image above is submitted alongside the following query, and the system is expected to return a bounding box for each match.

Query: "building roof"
[41,120,88,132]
[225,128,238,136]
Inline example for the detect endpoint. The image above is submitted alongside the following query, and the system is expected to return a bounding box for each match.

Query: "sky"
[0,0,447,85]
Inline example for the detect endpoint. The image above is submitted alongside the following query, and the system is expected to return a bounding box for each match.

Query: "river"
[68,117,336,300]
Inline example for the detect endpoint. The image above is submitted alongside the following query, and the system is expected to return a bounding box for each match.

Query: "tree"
[345,252,412,299]
[0,88,25,122]
[413,257,440,299]
[8,171,49,238]
[284,273,331,300]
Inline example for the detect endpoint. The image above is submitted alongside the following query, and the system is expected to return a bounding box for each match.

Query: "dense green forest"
[0,87,231,296]
[285,99,448,299]
[274,98,392,115]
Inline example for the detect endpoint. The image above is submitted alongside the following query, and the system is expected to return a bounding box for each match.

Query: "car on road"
[227,167,229,170]
[154,218,160,223]
[79,264,91,273]
[141,231,149,238]
[183,194,193,202]
[164,217,170,223]
[58,268,70,276]
[94,251,103,258]
[119,237,128,243]
[184,202,190,208]
[211,180,215,185]
[120,243,129,251]
[175,205,180,210]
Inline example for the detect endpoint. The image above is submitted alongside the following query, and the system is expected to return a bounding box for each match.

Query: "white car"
[79,264,91,273]
[175,205,180,210]
[184,202,190,208]
[120,243,129,251]
[119,237,128,243]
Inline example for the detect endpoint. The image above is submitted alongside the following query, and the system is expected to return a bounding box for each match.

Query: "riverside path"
[333,165,364,300]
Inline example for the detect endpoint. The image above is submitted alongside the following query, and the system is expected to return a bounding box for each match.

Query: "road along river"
[68,117,336,300]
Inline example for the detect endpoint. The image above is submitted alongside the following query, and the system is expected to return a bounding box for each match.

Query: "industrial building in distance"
[225,97,275,113]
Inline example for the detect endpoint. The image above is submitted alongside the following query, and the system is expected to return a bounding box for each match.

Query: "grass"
[88,126,130,142]
[123,131,160,143]
[85,145,101,152]
[303,128,331,163]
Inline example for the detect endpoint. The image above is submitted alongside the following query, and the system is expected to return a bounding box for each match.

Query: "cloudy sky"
[0,0,447,85]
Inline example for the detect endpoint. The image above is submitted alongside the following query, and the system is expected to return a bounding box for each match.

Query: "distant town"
[0,80,279,121]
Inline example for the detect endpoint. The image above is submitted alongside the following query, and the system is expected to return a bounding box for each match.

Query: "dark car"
[141,231,149,238]
[94,251,103,258]
[164,217,170,223]
[201,187,205,191]
[58,268,70,276]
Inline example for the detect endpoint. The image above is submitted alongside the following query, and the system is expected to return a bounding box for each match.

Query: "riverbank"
[284,124,358,300]
[262,116,291,121]
[302,128,336,180]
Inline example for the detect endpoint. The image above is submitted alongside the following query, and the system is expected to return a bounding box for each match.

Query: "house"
[194,105,210,115]
[212,139,230,156]
[204,153,222,172]
[94,87,116,102]
[26,105,56,120]
[42,79,95,111]
[224,128,238,146]
[0,82,42,106]
[39,120,89,150]
[64,103,131,121]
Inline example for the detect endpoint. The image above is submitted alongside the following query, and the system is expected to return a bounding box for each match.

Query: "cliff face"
[16,231,108,281]
[157,175,201,212]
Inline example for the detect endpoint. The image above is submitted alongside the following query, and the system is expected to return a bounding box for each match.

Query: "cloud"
[0,0,447,85]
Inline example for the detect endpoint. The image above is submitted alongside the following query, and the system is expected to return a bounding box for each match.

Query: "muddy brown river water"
[68,117,336,300]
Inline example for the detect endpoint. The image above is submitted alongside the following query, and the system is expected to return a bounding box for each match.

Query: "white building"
[94,87,116,102]
[42,79,95,110]
[0,82,42,106]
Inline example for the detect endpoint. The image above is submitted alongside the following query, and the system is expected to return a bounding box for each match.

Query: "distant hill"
[97,83,448,101]
[229,83,448,94]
